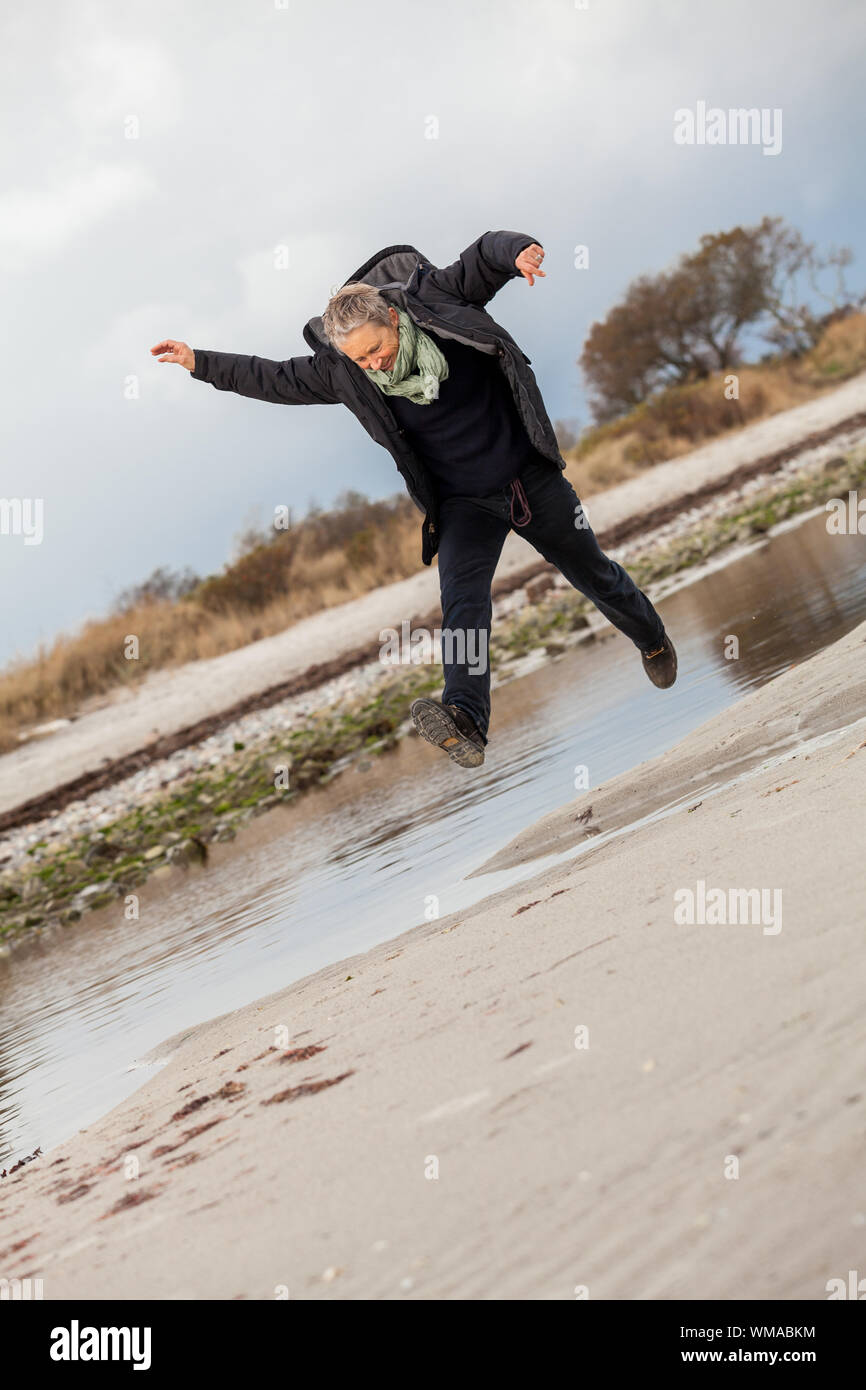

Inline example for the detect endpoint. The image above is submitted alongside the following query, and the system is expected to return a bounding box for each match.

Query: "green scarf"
[365,308,449,404]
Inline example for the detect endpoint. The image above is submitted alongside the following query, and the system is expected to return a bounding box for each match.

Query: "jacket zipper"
[407,304,502,354]
[412,307,562,472]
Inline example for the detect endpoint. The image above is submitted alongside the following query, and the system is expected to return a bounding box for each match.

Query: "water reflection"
[0,513,864,1163]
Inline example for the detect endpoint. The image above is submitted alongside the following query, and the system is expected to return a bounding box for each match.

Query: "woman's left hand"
[515,243,546,286]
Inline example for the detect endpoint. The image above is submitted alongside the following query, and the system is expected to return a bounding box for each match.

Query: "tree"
[580,217,861,422]
[755,220,857,355]
[113,565,200,613]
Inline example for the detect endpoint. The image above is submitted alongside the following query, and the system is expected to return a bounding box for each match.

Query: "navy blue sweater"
[384,329,542,499]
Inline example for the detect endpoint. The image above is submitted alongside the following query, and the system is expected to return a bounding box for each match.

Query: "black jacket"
[190,230,566,565]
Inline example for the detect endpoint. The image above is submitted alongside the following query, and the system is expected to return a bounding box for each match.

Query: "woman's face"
[339,305,401,372]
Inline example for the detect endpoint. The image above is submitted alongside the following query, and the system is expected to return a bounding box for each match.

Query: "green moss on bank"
[2,446,864,948]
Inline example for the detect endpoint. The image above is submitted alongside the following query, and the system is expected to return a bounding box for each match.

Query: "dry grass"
[2,313,865,753]
[563,312,866,496]
[803,311,866,382]
[0,498,421,753]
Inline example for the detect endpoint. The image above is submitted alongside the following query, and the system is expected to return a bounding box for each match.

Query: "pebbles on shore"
[1,435,864,904]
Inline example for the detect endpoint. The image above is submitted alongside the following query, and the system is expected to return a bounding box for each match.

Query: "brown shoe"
[641,633,677,689]
[410,698,485,768]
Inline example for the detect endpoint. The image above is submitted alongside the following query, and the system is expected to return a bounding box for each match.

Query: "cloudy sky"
[1,0,863,666]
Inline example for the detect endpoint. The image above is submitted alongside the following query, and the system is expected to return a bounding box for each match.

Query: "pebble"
[0,658,390,873]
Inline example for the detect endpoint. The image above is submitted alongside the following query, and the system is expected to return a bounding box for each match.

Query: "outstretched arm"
[150,339,338,405]
[422,230,546,307]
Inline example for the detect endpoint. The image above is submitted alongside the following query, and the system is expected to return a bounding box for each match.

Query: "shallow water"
[1,511,864,1164]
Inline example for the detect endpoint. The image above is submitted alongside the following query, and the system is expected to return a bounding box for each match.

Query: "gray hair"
[322,282,392,348]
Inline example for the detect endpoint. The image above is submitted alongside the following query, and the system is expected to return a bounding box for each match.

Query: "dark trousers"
[436,455,666,742]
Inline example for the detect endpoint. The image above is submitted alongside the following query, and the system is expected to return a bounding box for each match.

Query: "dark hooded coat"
[190,230,566,564]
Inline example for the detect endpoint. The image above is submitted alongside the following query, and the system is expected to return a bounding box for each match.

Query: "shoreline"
[2,440,864,949]
[1,622,864,1297]
[2,380,865,825]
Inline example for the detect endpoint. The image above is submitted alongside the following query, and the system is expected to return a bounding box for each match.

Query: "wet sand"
[1,620,864,1299]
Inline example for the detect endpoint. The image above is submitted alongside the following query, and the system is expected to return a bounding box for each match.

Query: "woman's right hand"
[151,339,195,371]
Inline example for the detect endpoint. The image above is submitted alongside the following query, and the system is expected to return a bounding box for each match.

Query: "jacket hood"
[303,244,435,352]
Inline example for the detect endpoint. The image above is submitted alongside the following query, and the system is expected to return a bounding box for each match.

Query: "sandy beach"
[2,619,864,1300]
[7,0,866,1332]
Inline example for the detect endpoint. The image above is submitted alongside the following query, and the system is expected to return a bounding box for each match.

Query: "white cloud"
[53,30,181,135]
[0,164,156,268]
[235,232,348,326]
[0,0,861,668]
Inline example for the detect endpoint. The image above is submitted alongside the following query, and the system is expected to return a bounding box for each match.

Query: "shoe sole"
[643,637,678,689]
[410,698,485,768]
